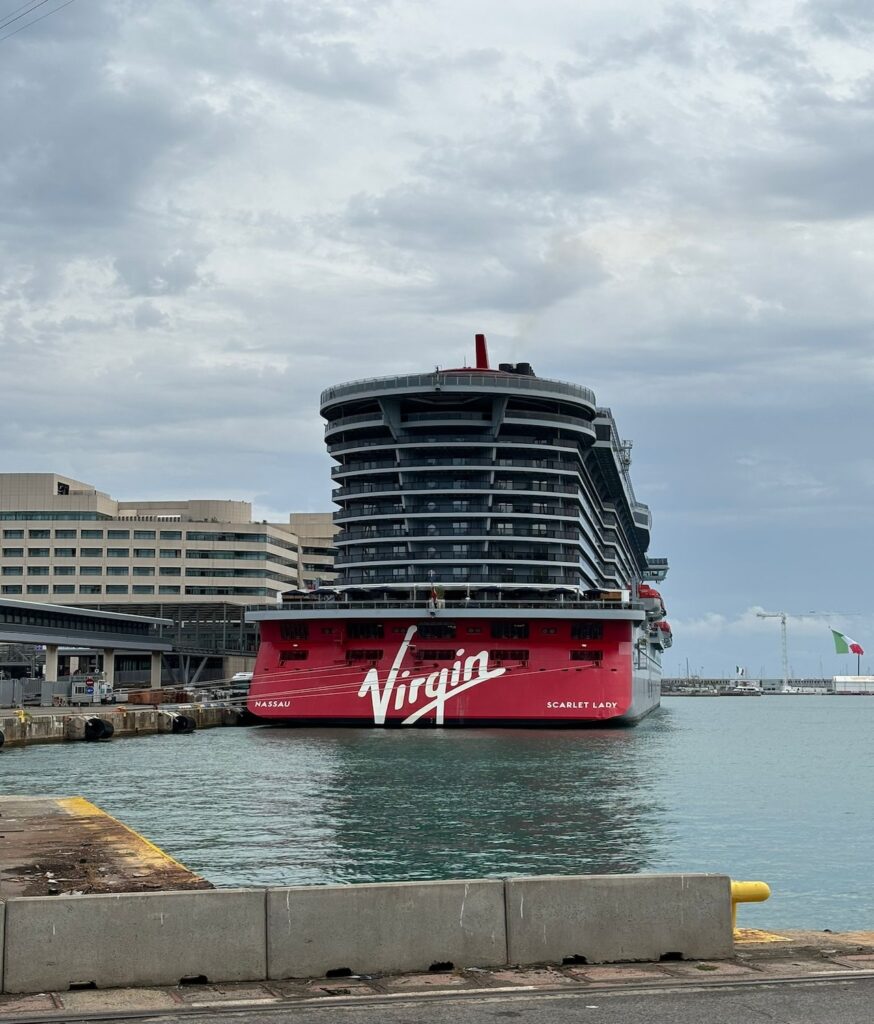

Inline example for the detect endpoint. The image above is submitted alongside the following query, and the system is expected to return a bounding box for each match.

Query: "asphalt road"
[59,976,871,1024]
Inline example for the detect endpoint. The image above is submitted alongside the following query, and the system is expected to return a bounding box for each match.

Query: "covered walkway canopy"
[0,598,172,686]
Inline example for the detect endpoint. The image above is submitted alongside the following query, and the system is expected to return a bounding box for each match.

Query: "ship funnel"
[475,333,490,369]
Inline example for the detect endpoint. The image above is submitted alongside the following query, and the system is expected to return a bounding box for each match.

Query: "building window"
[3,529,24,539]
[133,548,155,558]
[80,547,102,557]
[106,548,129,557]
[80,566,102,575]
[54,547,76,558]
[80,584,102,594]
[55,529,77,539]
[160,549,181,558]
[133,566,155,576]
[27,585,49,594]
[106,566,129,576]
[28,529,50,539]
[2,547,23,557]
[159,567,182,576]
[27,567,50,576]
[158,585,181,594]
[27,548,50,558]
[107,530,130,539]
[54,566,76,576]
[81,530,103,539]
[1,566,23,576]
[132,585,155,595]
[106,585,129,594]
[133,530,156,540]
[159,530,182,540]
[53,584,75,594]
[1,585,22,594]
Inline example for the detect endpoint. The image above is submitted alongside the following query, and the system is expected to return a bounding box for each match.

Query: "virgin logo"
[357,625,506,725]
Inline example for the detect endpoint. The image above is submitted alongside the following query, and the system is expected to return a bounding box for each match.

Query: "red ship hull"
[248,614,660,726]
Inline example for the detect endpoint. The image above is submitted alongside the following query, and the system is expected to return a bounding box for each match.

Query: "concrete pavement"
[1,930,873,1023]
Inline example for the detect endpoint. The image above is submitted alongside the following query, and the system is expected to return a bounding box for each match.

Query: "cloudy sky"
[2,0,873,677]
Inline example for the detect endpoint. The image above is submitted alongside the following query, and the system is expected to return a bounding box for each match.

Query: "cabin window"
[280,623,309,640]
[570,650,603,662]
[418,622,457,639]
[346,649,383,661]
[348,622,384,639]
[571,622,603,640]
[279,650,309,662]
[491,622,529,639]
[489,649,529,661]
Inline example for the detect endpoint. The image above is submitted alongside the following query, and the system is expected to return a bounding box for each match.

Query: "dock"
[0,704,246,748]
[0,796,211,898]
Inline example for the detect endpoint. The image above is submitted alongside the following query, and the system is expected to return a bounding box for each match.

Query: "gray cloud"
[1,0,873,674]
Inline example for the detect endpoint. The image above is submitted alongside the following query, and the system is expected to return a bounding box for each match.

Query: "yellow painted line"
[57,796,202,877]
[734,927,792,943]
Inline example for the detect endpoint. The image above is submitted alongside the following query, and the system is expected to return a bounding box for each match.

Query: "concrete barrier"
[3,889,266,993]
[267,879,506,979]
[505,873,733,965]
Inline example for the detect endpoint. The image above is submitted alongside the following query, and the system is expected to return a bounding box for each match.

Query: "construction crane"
[757,611,789,691]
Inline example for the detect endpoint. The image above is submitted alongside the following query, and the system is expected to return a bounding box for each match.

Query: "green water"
[2,696,871,929]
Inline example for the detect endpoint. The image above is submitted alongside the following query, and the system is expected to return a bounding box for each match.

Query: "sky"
[2,0,873,678]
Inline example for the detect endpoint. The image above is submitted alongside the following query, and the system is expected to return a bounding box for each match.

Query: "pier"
[0,704,245,748]
[0,796,211,899]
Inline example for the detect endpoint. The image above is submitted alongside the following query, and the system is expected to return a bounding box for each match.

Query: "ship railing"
[504,410,596,430]
[334,552,579,565]
[247,599,644,612]
[324,412,385,430]
[333,481,579,498]
[320,372,597,407]
[336,528,580,541]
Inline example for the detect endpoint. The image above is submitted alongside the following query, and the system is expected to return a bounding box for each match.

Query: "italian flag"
[831,629,864,655]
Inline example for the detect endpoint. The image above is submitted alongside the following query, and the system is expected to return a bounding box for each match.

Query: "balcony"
[324,413,387,435]
[340,570,582,586]
[503,410,596,436]
[336,526,580,542]
[335,550,577,566]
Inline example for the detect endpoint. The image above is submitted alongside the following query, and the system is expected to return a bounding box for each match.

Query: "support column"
[44,644,59,683]
[150,651,162,690]
[102,649,115,686]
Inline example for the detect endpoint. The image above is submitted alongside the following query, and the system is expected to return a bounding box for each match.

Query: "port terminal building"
[0,473,336,685]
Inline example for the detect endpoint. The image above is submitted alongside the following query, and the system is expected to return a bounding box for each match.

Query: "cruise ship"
[247,336,670,726]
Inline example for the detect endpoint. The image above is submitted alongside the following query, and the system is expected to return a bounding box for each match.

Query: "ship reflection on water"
[250,719,672,883]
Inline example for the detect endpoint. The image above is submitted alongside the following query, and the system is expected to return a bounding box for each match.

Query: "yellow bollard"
[730,880,771,931]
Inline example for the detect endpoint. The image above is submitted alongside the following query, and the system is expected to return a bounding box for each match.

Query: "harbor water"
[2,696,871,930]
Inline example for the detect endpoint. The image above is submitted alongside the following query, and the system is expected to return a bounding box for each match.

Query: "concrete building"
[0,474,335,683]
[289,512,338,589]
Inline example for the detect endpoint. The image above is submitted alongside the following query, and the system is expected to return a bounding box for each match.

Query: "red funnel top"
[475,333,489,369]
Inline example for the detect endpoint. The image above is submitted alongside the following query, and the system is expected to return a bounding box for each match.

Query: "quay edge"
[0,704,246,749]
